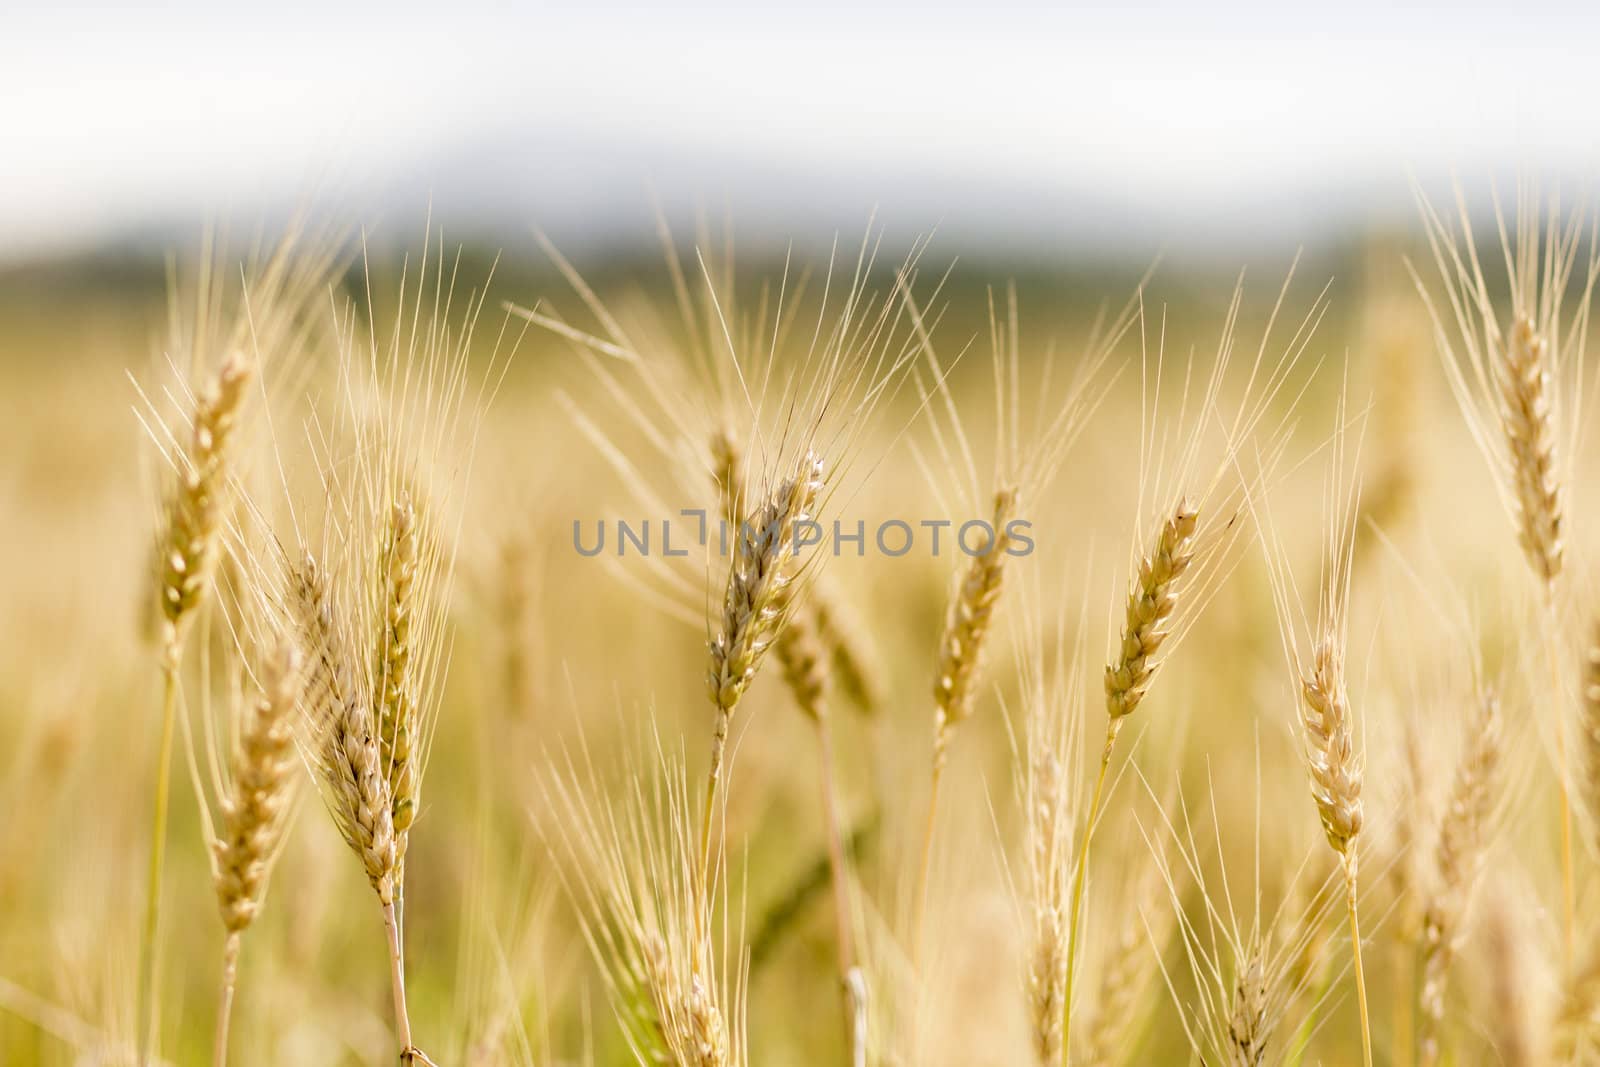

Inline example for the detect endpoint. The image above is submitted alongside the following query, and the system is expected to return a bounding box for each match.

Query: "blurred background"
[4,3,1599,1064]
[6,0,1600,267]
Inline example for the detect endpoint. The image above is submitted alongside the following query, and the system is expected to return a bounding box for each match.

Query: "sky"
[4,1,1600,261]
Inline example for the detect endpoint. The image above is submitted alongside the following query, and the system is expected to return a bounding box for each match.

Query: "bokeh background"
[4,3,1599,1065]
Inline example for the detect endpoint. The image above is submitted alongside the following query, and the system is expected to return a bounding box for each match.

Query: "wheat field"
[0,189,1596,1066]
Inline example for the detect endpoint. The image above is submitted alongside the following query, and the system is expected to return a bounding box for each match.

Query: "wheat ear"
[726,421,882,716]
[376,493,420,922]
[140,349,256,1064]
[211,641,302,1067]
[1417,693,1501,1067]
[1300,641,1364,855]
[157,351,255,651]
[1226,948,1271,1067]
[1104,501,1200,721]
[1497,315,1564,584]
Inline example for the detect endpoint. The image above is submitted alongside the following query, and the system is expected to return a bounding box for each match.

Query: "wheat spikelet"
[291,554,397,905]
[708,451,823,717]
[1496,315,1563,584]
[1226,948,1271,1067]
[680,968,730,1067]
[1025,745,1068,1066]
[1299,639,1364,856]
[707,447,819,751]
[931,486,1016,766]
[212,642,304,933]
[157,350,254,653]
[717,435,829,724]
[1104,500,1199,721]
[720,428,832,729]
[376,493,420,866]
[638,933,730,1067]
[1418,693,1501,1066]
[210,640,303,1066]
[711,427,880,719]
